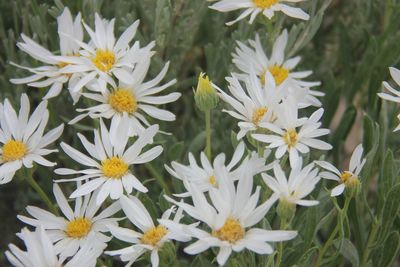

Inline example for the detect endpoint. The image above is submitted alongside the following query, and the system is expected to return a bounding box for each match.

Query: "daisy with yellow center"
[18,184,120,259]
[233,30,323,108]
[55,119,162,205]
[6,227,105,267]
[316,144,365,197]
[11,8,85,100]
[0,94,64,185]
[70,58,179,137]
[165,142,270,197]
[165,163,297,266]
[262,161,321,207]
[252,97,332,167]
[106,195,189,267]
[209,0,309,26]
[215,72,281,140]
[378,67,400,132]
[53,14,156,97]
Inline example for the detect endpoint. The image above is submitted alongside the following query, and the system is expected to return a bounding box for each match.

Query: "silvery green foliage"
[0,0,400,266]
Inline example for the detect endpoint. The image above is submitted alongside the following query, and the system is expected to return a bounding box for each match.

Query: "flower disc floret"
[212,218,245,244]
[92,49,116,72]
[108,89,138,114]
[66,217,92,239]
[141,225,168,247]
[283,129,298,148]
[253,0,279,8]
[101,157,129,179]
[2,140,27,162]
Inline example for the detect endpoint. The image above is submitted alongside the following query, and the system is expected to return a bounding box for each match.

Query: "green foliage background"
[0,0,399,266]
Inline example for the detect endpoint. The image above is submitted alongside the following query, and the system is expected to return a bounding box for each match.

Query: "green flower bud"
[194,72,219,111]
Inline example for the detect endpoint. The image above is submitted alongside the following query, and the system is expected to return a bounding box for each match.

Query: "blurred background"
[0,0,399,266]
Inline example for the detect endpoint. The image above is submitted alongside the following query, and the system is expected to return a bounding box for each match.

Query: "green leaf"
[378,184,400,244]
[338,239,359,267]
[378,149,394,207]
[378,231,400,267]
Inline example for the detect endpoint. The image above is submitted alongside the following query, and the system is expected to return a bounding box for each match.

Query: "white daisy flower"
[315,144,365,197]
[55,119,162,205]
[54,14,154,95]
[18,183,120,259]
[105,195,191,267]
[215,72,281,139]
[0,94,64,184]
[6,227,105,267]
[69,57,179,136]
[10,7,83,100]
[233,30,323,107]
[262,161,320,207]
[165,141,271,196]
[252,97,332,167]
[378,67,400,131]
[209,0,310,26]
[164,163,297,266]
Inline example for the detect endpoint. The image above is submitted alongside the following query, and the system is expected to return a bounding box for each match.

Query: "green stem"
[361,219,379,266]
[275,215,289,267]
[205,109,212,161]
[25,174,58,215]
[314,196,352,267]
[145,163,170,194]
[257,140,265,157]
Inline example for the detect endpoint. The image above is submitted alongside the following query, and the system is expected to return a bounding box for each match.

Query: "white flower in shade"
[69,58,179,136]
[165,142,271,196]
[6,227,105,267]
[105,195,191,267]
[18,183,120,259]
[0,94,64,184]
[209,0,310,26]
[54,14,154,96]
[252,97,332,167]
[10,8,83,100]
[233,30,322,107]
[378,67,400,131]
[315,144,365,197]
[262,161,320,206]
[164,163,297,266]
[215,72,281,139]
[55,119,162,205]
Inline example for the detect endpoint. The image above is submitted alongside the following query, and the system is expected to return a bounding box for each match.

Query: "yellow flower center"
[141,225,168,247]
[212,218,245,244]
[209,175,217,187]
[283,129,298,148]
[108,89,138,114]
[252,107,268,126]
[253,0,279,9]
[340,171,358,186]
[92,49,116,72]
[101,157,129,179]
[66,217,92,239]
[2,140,27,162]
[268,65,289,85]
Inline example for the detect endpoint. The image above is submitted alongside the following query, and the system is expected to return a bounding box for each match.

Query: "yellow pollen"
[252,107,268,126]
[2,140,27,162]
[101,157,129,179]
[108,89,138,114]
[268,65,289,85]
[141,225,168,247]
[209,175,217,186]
[253,0,279,9]
[66,217,92,238]
[283,129,298,148]
[212,218,245,244]
[92,49,116,72]
[340,171,358,186]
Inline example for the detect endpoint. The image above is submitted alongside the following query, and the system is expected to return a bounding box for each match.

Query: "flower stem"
[361,219,379,266]
[25,172,58,215]
[314,196,352,267]
[145,163,171,195]
[275,214,290,267]
[205,109,212,161]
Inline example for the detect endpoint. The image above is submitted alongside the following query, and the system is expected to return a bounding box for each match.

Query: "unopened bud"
[194,72,219,111]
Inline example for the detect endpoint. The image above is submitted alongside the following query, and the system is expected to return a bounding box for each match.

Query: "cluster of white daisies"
[4,1,399,266]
